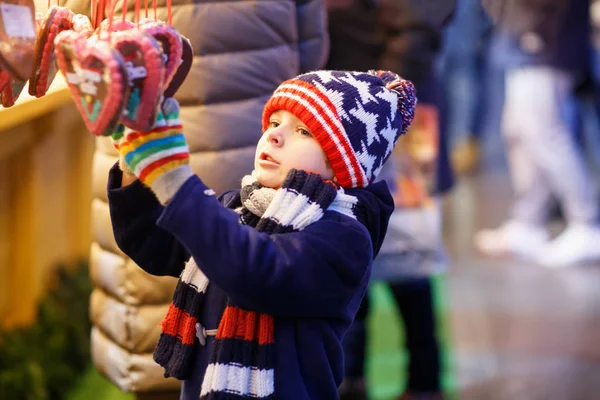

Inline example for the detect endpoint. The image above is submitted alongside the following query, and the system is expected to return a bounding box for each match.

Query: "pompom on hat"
[262,70,417,188]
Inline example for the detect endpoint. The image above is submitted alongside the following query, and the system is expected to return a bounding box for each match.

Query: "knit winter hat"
[262,70,417,188]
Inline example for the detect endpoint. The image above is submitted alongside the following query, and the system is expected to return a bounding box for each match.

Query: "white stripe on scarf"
[180,258,209,294]
[201,363,275,398]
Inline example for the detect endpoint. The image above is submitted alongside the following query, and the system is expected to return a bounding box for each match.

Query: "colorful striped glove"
[111,98,193,204]
[109,124,134,175]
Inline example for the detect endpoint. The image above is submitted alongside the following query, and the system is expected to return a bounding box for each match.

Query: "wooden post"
[0,77,91,329]
[2,126,37,328]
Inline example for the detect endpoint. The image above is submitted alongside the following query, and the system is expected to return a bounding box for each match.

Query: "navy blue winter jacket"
[106,164,394,399]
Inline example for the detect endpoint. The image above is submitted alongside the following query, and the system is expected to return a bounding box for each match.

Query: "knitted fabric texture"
[109,124,134,175]
[262,70,417,188]
[112,98,190,187]
[153,169,359,399]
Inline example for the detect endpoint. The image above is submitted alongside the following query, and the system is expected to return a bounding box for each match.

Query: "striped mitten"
[109,123,134,175]
[113,98,193,204]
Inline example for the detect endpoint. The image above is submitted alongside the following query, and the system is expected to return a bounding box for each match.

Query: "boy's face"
[254,110,334,188]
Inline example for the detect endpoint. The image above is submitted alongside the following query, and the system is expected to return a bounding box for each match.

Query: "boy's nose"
[267,129,284,146]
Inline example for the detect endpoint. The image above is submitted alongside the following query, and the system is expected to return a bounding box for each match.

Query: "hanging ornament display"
[1,9,43,106]
[0,0,193,138]
[111,29,165,131]
[0,0,37,81]
[55,29,130,136]
[29,5,75,97]
[164,34,191,98]
[138,19,181,90]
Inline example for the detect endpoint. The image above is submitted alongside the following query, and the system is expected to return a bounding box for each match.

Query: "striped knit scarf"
[153,169,359,399]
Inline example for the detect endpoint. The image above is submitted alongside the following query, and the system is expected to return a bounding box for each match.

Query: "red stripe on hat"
[262,80,366,187]
[160,303,197,346]
[216,306,275,345]
[274,80,366,186]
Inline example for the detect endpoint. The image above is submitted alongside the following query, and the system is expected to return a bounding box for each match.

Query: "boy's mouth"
[259,152,279,165]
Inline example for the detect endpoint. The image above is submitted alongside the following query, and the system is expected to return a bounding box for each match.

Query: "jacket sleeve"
[156,175,372,319]
[296,0,330,73]
[107,164,189,278]
[379,0,456,87]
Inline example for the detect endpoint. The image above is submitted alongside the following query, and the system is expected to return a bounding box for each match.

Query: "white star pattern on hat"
[349,99,379,146]
[355,140,378,180]
[376,89,398,122]
[372,160,385,179]
[314,70,342,84]
[340,74,379,105]
[379,117,398,157]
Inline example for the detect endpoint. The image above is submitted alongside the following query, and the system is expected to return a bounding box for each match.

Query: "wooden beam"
[0,75,72,134]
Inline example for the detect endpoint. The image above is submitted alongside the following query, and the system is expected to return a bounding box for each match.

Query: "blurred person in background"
[475,0,600,267]
[326,1,456,399]
[68,0,329,398]
[440,0,494,175]
[575,0,600,182]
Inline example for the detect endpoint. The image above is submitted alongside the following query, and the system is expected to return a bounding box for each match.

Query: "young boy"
[107,70,416,400]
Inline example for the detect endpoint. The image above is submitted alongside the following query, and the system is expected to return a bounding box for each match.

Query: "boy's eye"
[269,121,280,128]
[299,128,312,137]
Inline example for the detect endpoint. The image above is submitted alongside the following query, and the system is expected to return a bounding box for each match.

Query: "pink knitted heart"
[29,6,74,97]
[72,14,94,37]
[99,17,135,32]
[111,30,165,131]
[139,19,182,90]
[55,31,129,136]
[0,0,37,81]
[164,35,193,98]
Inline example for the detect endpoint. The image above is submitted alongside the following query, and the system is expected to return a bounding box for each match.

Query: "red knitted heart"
[0,0,37,81]
[55,31,129,136]
[139,19,182,90]
[111,30,165,131]
[0,67,11,92]
[29,6,74,97]
[164,35,193,98]
[1,78,26,107]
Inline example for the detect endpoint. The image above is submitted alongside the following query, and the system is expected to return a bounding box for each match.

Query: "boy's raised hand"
[110,98,194,204]
[109,123,134,175]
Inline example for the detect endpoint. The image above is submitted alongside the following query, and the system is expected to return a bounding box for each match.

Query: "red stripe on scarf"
[216,306,275,345]
[160,303,198,346]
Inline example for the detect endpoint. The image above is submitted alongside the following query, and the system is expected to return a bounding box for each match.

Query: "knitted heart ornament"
[72,14,93,36]
[99,17,135,32]
[1,78,26,107]
[111,30,165,131]
[139,19,182,90]
[55,31,129,136]
[29,6,74,97]
[0,66,10,91]
[163,35,192,98]
[0,0,37,81]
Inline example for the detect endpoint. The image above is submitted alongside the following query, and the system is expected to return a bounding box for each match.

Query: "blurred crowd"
[327,0,600,399]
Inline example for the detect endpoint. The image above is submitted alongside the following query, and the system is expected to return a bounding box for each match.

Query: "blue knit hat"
[262,70,417,188]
